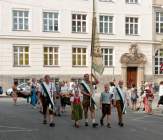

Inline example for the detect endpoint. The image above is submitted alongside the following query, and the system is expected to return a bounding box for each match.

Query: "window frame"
[72,47,87,67]
[126,0,138,4]
[14,79,30,85]
[42,11,59,32]
[13,44,30,67]
[12,9,30,31]
[125,16,139,35]
[154,49,163,75]
[156,12,163,34]
[101,47,114,67]
[99,15,114,34]
[43,46,60,67]
[71,13,87,33]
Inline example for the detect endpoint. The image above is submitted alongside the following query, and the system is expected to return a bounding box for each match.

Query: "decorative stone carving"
[120,43,146,65]
[93,47,102,57]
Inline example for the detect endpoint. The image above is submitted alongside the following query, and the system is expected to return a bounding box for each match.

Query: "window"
[72,48,86,66]
[72,14,87,33]
[13,45,29,66]
[71,78,82,85]
[156,12,163,33]
[125,17,139,35]
[43,12,59,32]
[154,49,163,75]
[126,0,138,4]
[99,15,113,34]
[101,48,113,66]
[44,47,59,66]
[14,79,30,84]
[13,10,29,31]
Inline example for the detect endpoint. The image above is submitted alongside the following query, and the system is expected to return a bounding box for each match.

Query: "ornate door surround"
[120,44,146,88]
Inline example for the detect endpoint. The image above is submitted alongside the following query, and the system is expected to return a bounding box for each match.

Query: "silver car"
[6,83,31,97]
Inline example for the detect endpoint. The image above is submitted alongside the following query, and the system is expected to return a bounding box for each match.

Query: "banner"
[91,1,104,75]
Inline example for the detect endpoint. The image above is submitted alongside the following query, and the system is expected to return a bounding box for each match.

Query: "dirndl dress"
[71,97,83,121]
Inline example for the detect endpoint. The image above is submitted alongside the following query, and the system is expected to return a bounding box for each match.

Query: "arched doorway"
[120,44,146,88]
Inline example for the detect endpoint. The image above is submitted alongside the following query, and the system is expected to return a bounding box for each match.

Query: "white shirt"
[113,86,127,101]
[60,85,69,94]
[39,82,56,98]
[159,85,163,96]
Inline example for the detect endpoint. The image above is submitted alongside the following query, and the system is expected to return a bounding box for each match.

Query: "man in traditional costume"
[113,80,129,127]
[39,75,56,127]
[80,74,99,128]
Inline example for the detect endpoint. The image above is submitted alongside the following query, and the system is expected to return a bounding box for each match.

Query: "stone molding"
[120,43,146,66]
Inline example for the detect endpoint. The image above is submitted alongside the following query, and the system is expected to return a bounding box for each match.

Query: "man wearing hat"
[80,74,99,128]
[113,80,129,127]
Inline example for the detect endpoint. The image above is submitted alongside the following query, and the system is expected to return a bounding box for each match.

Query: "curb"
[153,109,163,117]
[0,94,10,98]
[153,113,163,117]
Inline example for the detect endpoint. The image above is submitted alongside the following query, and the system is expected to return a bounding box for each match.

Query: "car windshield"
[18,83,27,89]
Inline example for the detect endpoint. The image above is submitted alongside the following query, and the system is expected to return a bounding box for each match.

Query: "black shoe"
[43,120,47,124]
[49,123,55,127]
[58,114,61,117]
[107,123,111,128]
[85,122,89,126]
[92,123,98,128]
[100,119,104,126]
[39,111,43,114]
[118,122,124,127]
[120,123,124,127]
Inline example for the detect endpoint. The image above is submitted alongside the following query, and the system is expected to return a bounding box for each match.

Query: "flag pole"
[91,0,96,77]
[90,0,96,106]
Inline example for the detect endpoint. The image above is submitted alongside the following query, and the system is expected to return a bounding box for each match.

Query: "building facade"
[0,0,162,90]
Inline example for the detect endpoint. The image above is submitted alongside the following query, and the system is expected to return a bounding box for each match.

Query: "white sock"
[85,119,88,123]
[92,119,95,123]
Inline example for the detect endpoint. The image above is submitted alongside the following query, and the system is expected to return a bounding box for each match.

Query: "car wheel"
[10,92,13,96]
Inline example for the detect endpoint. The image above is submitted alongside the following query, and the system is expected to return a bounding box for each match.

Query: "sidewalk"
[0,93,10,98]
[153,108,163,116]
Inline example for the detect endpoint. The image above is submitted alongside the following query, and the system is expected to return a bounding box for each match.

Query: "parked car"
[6,83,31,97]
[0,86,3,94]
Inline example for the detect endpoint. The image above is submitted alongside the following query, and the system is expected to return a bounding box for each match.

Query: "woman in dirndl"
[144,83,154,114]
[70,88,83,128]
[157,81,163,107]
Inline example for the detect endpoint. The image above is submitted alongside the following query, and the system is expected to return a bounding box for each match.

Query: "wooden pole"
[90,0,96,106]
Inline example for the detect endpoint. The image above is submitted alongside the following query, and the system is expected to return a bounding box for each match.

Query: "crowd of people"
[11,74,163,128]
[128,81,163,115]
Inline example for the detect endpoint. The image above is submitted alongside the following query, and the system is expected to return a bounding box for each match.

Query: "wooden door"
[127,67,137,88]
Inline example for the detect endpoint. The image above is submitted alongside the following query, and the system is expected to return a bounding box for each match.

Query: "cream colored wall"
[0,0,155,89]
